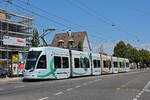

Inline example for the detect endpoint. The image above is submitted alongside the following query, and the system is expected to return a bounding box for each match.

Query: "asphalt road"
[0,69,150,100]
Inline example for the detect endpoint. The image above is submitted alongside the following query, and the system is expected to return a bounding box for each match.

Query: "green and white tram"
[92,53,101,75]
[112,57,119,73]
[71,50,92,77]
[118,58,126,73]
[125,58,130,72]
[24,47,71,79]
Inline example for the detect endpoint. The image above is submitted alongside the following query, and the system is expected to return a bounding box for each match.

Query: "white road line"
[14,86,25,88]
[55,92,63,95]
[133,98,137,100]
[38,97,48,100]
[136,95,140,98]
[138,92,142,96]
[75,85,81,88]
[89,81,93,84]
[143,81,150,92]
[66,88,73,91]
[0,88,4,91]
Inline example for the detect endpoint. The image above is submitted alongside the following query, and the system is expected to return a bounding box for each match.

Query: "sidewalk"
[0,77,23,84]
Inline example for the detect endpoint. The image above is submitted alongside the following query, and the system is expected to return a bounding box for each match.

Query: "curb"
[0,77,23,84]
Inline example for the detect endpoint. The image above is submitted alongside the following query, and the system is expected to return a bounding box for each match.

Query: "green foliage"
[77,41,83,51]
[31,28,40,47]
[139,49,150,66]
[113,41,150,67]
[113,41,127,58]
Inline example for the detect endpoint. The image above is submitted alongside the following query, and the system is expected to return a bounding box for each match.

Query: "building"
[50,31,91,52]
[0,9,33,72]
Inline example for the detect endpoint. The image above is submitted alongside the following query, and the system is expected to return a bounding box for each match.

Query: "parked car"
[0,67,8,78]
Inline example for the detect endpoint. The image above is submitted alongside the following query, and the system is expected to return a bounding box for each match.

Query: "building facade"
[50,31,91,52]
[0,9,33,74]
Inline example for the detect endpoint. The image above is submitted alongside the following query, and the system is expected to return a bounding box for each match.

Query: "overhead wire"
[15,0,115,45]
[66,0,142,44]
[6,0,116,52]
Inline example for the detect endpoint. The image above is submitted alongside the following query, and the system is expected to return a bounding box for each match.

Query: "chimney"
[68,29,72,37]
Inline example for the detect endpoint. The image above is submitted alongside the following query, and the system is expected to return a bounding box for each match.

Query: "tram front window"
[25,51,42,70]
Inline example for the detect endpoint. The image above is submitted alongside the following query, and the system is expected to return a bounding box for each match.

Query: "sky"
[1,0,150,55]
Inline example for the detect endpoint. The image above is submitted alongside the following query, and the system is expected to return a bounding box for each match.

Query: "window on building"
[58,41,64,47]
[37,55,47,69]
[62,57,69,68]
[54,56,61,68]
[74,58,80,68]
[113,62,118,68]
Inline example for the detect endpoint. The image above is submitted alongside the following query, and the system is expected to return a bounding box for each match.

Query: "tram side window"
[103,61,107,68]
[93,60,97,68]
[97,60,101,68]
[113,62,118,68]
[84,58,89,68]
[37,55,47,69]
[119,62,122,68]
[62,57,69,68]
[126,63,129,67]
[54,56,61,68]
[74,58,80,68]
[108,61,111,68]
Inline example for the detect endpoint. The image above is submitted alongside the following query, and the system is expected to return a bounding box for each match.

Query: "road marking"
[75,85,80,88]
[121,75,142,88]
[66,88,73,91]
[133,98,137,100]
[14,85,25,88]
[133,81,150,100]
[143,81,150,92]
[55,92,63,95]
[136,95,140,98]
[88,81,93,84]
[39,97,48,100]
[116,88,120,90]
[83,83,87,85]
[116,88,139,92]
[0,88,4,91]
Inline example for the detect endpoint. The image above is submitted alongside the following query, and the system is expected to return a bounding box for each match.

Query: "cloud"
[140,43,150,51]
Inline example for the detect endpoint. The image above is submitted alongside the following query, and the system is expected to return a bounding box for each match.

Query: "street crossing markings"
[38,97,48,100]
[133,81,150,100]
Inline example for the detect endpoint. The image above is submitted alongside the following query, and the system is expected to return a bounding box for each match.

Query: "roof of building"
[50,31,91,50]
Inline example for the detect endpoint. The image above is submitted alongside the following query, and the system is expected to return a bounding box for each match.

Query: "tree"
[77,41,83,51]
[113,41,127,58]
[139,49,150,66]
[31,28,40,47]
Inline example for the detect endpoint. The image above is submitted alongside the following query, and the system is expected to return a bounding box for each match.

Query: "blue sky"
[2,0,150,54]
